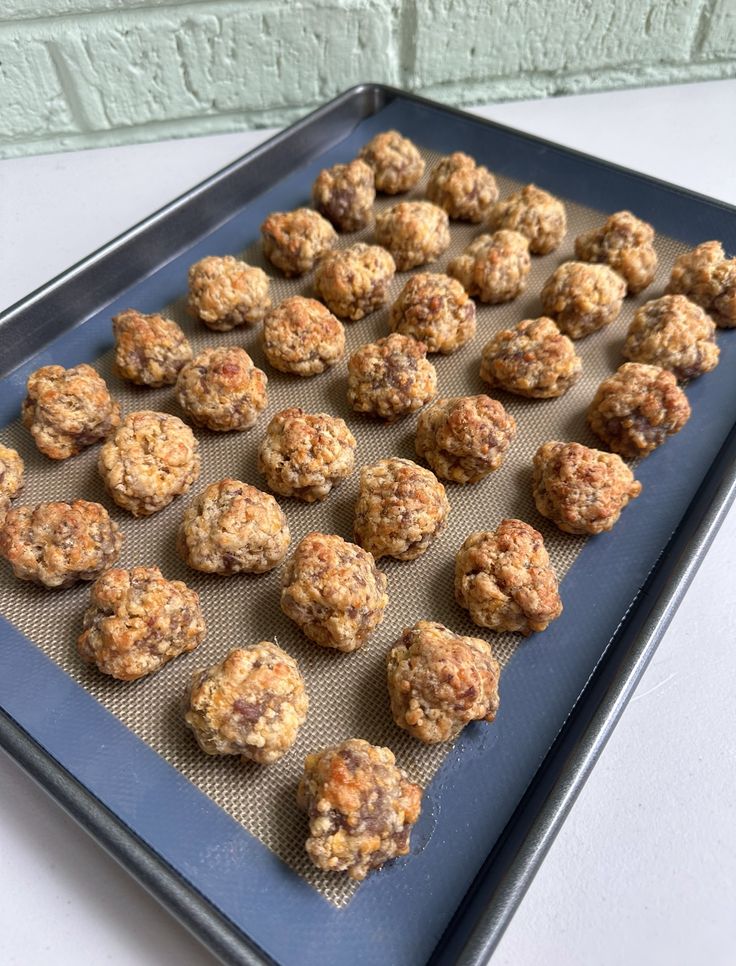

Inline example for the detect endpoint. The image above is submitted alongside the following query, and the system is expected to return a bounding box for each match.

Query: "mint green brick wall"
[1,0,734,157]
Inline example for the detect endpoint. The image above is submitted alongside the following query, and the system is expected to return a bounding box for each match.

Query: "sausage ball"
[177,480,290,575]
[184,643,308,765]
[358,130,425,194]
[77,566,205,680]
[425,151,498,222]
[622,294,719,381]
[532,441,642,535]
[480,317,582,398]
[112,309,193,387]
[187,255,271,330]
[176,346,268,432]
[574,210,657,295]
[261,208,337,277]
[540,262,626,339]
[297,738,423,880]
[280,532,388,652]
[454,520,562,634]
[262,296,345,376]
[587,363,691,458]
[447,230,531,303]
[354,457,449,561]
[415,395,517,483]
[314,243,395,321]
[98,410,200,517]
[387,620,500,744]
[258,408,356,503]
[0,500,122,589]
[312,158,375,232]
[22,364,120,461]
[487,184,566,254]
[0,445,24,527]
[374,201,450,271]
[667,240,736,327]
[388,273,476,354]
[347,333,437,421]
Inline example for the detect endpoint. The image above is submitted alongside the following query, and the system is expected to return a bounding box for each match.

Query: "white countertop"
[1,79,735,966]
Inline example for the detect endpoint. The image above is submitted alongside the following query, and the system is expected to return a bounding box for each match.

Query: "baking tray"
[1,84,735,965]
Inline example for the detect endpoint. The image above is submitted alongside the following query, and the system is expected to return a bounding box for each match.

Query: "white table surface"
[1,79,735,966]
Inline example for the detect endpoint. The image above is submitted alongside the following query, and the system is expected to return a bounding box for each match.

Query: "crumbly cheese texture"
[262,296,345,376]
[187,255,271,330]
[667,240,736,328]
[312,158,376,232]
[358,131,425,195]
[297,738,423,880]
[78,565,205,680]
[374,201,450,271]
[261,208,337,276]
[454,520,562,634]
[480,316,582,398]
[98,410,200,517]
[447,230,530,303]
[540,261,626,339]
[347,333,437,421]
[387,620,500,743]
[280,532,388,652]
[314,243,396,321]
[487,184,566,254]
[587,362,691,458]
[388,272,476,354]
[176,346,268,432]
[532,440,642,535]
[258,408,356,503]
[574,210,657,295]
[425,151,499,223]
[22,363,121,461]
[0,500,122,589]
[0,445,24,527]
[415,395,517,483]
[184,643,308,765]
[354,457,449,561]
[113,309,193,386]
[622,294,720,381]
[177,479,290,575]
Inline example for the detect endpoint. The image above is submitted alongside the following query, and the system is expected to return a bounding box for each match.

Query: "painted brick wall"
[1,0,735,157]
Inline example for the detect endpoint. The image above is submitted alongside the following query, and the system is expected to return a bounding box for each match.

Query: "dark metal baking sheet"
[1,85,735,966]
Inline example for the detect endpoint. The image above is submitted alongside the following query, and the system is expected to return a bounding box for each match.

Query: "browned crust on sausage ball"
[622,294,719,381]
[587,363,691,458]
[480,317,582,398]
[0,445,24,528]
[314,243,396,321]
[487,184,566,254]
[261,208,337,277]
[280,532,388,652]
[574,210,657,295]
[354,457,449,561]
[388,273,476,354]
[113,309,193,386]
[540,262,626,339]
[187,255,271,330]
[532,440,642,535]
[262,296,345,376]
[374,201,450,271]
[184,643,308,764]
[22,364,120,460]
[77,566,205,680]
[667,240,736,328]
[347,333,437,421]
[447,230,530,303]
[426,152,499,222]
[358,131,425,194]
[176,346,268,432]
[297,738,422,880]
[454,520,562,634]
[0,500,122,588]
[415,395,517,483]
[312,158,375,232]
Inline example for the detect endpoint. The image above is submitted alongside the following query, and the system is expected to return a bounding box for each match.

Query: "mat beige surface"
[0,147,687,906]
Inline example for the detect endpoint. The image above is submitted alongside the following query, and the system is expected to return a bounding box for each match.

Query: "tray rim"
[2,82,736,965]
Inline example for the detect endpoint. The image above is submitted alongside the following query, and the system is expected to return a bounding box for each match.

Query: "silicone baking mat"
[0,146,688,907]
